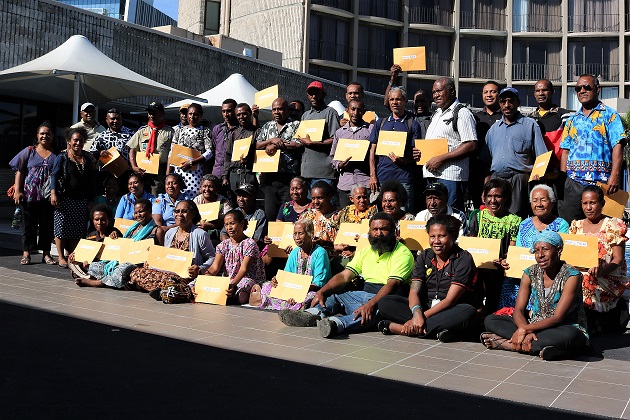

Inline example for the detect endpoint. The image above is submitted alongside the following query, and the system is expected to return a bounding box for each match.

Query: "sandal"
[42,255,57,265]
[480,332,510,350]
[20,255,31,265]
[378,320,391,335]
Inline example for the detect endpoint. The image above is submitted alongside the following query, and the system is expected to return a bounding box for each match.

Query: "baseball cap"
[498,87,519,97]
[235,183,256,196]
[424,182,449,197]
[146,102,165,112]
[179,103,191,113]
[80,102,95,111]
[306,81,326,93]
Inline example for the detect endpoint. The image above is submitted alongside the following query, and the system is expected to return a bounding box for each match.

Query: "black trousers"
[21,199,54,253]
[378,295,477,338]
[557,176,585,223]
[484,314,587,354]
[260,172,295,222]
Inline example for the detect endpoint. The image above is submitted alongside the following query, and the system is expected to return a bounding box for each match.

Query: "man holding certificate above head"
[330,99,373,208]
[256,97,302,223]
[127,102,174,196]
[223,103,259,192]
[423,77,477,211]
[480,87,547,219]
[369,86,422,213]
[279,212,414,338]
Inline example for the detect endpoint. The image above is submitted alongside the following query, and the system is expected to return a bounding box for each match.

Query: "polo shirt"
[474,109,502,150]
[152,192,189,226]
[300,106,341,179]
[330,121,373,191]
[71,120,105,142]
[115,191,156,220]
[126,125,175,164]
[346,241,414,292]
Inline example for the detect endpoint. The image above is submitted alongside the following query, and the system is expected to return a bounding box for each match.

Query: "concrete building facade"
[56,0,177,27]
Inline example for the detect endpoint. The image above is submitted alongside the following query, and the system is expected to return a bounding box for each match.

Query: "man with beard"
[223,103,259,191]
[278,212,414,338]
[414,182,466,236]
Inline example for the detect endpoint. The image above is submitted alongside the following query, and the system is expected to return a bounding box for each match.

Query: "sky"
[152,0,178,20]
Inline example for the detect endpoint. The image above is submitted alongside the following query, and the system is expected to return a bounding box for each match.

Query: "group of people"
[9,71,629,361]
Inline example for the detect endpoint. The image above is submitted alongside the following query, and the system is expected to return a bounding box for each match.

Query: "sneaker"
[317,318,338,338]
[68,262,90,279]
[436,329,457,343]
[278,309,318,327]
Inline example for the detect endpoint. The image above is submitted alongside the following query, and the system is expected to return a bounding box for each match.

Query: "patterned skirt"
[53,197,88,239]
[257,281,317,311]
[175,166,203,198]
[127,267,190,292]
[87,261,140,289]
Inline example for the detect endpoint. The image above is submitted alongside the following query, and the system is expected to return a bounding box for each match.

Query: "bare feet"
[75,277,104,288]
[481,332,514,351]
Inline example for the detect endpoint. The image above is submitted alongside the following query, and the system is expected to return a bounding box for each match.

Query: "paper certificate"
[398,221,429,251]
[73,239,103,263]
[194,275,230,305]
[147,245,193,278]
[99,147,130,178]
[137,154,159,174]
[393,46,426,71]
[415,139,448,166]
[119,238,153,264]
[197,202,221,222]
[332,138,370,162]
[343,111,376,124]
[458,236,501,269]
[269,270,313,302]
[279,223,296,249]
[294,119,326,141]
[505,246,537,278]
[334,223,370,250]
[169,144,201,170]
[528,151,553,181]
[254,85,278,109]
[253,150,280,173]
[99,237,124,261]
[244,220,257,238]
[231,137,252,161]
[596,182,629,219]
[558,234,599,269]
[267,222,293,258]
[114,218,135,236]
[375,130,406,156]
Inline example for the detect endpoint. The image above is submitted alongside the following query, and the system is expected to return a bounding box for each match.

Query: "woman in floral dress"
[276,176,311,222]
[297,181,339,252]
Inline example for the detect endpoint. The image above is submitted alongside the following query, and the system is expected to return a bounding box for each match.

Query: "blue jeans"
[432,178,466,211]
[308,291,380,334]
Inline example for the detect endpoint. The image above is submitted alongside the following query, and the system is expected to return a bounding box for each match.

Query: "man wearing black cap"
[126,101,174,195]
[220,183,267,246]
[71,102,105,146]
[480,87,547,218]
[415,182,467,236]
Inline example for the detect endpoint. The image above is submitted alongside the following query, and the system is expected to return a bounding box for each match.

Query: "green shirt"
[347,241,414,285]
[126,125,174,164]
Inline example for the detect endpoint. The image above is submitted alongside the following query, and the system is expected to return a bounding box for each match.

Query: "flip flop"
[20,255,31,265]
[480,332,510,350]
[42,255,57,265]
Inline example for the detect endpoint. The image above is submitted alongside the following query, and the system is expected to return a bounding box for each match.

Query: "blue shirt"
[115,191,156,220]
[482,113,548,176]
[560,102,626,185]
[515,216,569,248]
[369,111,421,184]
[152,192,189,226]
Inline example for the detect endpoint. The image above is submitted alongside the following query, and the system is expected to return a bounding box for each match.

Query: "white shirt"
[414,205,467,237]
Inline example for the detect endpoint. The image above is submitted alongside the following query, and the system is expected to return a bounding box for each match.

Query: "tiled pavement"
[2,264,630,418]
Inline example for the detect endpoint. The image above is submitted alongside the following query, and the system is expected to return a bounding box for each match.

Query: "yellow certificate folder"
[269,270,313,303]
[99,237,124,261]
[559,233,599,269]
[99,147,130,178]
[375,130,406,156]
[333,138,370,162]
[596,182,629,219]
[528,150,553,181]
[194,275,230,305]
[398,220,429,251]
[119,238,154,264]
[231,136,252,161]
[137,154,160,175]
[254,85,278,109]
[267,222,293,258]
[147,245,193,278]
[458,236,501,269]
[342,111,376,124]
[114,218,135,236]
[505,246,537,278]
[253,150,280,173]
[415,139,448,166]
[334,222,370,250]
[393,46,426,71]
[294,119,326,141]
[197,201,221,222]
[74,239,103,263]
[169,144,201,171]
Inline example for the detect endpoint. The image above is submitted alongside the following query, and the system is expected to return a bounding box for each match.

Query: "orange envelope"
[528,150,553,181]
[114,218,135,236]
[393,46,426,71]
[269,270,313,302]
[99,147,130,178]
[119,238,153,264]
[267,222,293,258]
[147,245,193,278]
[99,237,124,261]
[197,202,221,222]
[332,138,370,162]
[294,119,326,141]
[231,137,252,161]
[334,222,370,250]
[73,239,103,264]
[244,219,257,238]
[376,130,406,156]
[398,220,429,251]
[558,233,599,269]
[278,223,296,249]
[342,111,376,124]
[457,236,501,269]
[169,144,201,170]
[137,154,159,174]
[415,139,448,166]
[253,150,280,173]
[596,182,629,219]
[194,275,230,305]
[505,246,537,278]
[254,85,278,109]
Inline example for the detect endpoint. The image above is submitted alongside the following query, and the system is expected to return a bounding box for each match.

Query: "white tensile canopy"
[0,35,203,122]
[166,73,259,110]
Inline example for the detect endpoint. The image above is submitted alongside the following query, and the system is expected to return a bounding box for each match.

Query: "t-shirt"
[300,106,341,179]
[346,241,414,293]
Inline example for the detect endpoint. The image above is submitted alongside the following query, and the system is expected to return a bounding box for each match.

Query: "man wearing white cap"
[70,102,105,145]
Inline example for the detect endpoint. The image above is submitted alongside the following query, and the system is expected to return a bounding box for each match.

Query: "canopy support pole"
[72,74,79,123]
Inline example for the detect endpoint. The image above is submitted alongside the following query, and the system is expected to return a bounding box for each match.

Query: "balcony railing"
[512,63,562,82]
[459,60,505,80]
[460,10,506,31]
[424,57,452,76]
[409,5,453,27]
[311,0,353,12]
[357,48,392,69]
[512,14,562,32]
[567,63,619,82]
[568,14,619,32]
[309,39,352,65]
[358,0,402,21]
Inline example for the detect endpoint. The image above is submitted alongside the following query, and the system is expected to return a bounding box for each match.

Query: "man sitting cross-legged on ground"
[279,212,414,338]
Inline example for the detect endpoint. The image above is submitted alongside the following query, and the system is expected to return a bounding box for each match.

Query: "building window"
[460,0,506,31]
[309,14,351,65]
[568,40,619,83]
[459,37,506,80]
[567,86,618,111]
[407,32,452,76]
[356,72,390,94]
[512,40,562,82]
[204,1,220,35]
[358,0,402,21]
[518,86,562,108]
[309,64,349,85]
[513,0,561,32]
[457,84,486,108]
[311,0,353,12]
[357,24,400,69]
[568,0,619,32]
[408,0,453,27]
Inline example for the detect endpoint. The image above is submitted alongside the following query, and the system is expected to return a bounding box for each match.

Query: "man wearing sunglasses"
[557,74,627,222]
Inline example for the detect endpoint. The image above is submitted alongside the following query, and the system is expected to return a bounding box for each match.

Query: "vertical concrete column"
[561,0,569,108]
[302,0,310,73]
[453,0,460,92]
[401,0,409,88]
[619,0,625,95]
[351,0,359,81]
[506,0,513,85]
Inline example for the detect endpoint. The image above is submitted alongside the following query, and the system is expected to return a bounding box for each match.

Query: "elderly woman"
[115,172,155,220]
[276,176,311,223]
[378,215,479,342]
[10,121,58,265]
[251,219,332,310]
[569,185,629,333]
[297,181,339,250]
[333,185,377,260]
[378,180,414,236]
[168,102,213,197]
[482,231,588,361]
[499,184,569,309]
[51,127,96,268]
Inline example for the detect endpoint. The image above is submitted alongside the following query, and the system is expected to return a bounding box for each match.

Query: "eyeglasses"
[574,84,593,92]
[173,209,189,214]
[498,98,518,104]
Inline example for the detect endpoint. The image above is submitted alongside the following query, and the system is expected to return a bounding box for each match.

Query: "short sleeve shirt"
[152,192,189,226]
[300,106,341,179]
[256,119,302,174]
[126,125,175,164]
[90,127,135,165]
[346,241,414,286]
